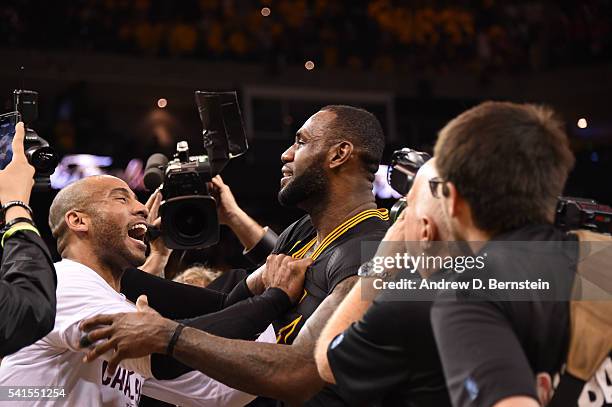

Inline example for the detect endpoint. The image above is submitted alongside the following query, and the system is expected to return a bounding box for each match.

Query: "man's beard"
[91,212,146,270]
[278,162,329,208]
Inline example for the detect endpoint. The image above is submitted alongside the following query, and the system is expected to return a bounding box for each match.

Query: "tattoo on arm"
[172,275,359,404]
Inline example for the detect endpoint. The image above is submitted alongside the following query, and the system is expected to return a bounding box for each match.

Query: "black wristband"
[166,323,185,357]
[0,217,35,234]
[1,201,33,221]
[244,227,279,265]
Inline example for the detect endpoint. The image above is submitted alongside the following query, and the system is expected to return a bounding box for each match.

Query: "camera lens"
[161,195,219,249]
[29,147,59,174]
[173,204,207,238]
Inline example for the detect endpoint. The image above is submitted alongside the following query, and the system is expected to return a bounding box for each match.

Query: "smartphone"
[0,111,21,170]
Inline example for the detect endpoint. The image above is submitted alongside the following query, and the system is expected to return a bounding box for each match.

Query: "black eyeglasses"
[428,177,445,198]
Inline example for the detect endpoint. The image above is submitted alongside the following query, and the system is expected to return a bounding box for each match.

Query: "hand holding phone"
[0,121,36,211]
[0,111,20,170]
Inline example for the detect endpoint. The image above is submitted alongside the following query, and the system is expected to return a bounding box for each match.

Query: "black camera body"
[144,91,247,249]
[555,197,612,235]
[387,148,432,222]
[14,90,59,188]
[152,142,219,249]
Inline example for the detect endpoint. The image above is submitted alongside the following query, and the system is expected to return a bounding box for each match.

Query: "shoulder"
[326,218,389,273]
[274,215,315,253]
[55,260,110,292]
[54,259,130,314]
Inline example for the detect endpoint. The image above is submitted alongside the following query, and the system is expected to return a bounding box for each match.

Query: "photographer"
[0,122,56,356]
[428,102,609,407]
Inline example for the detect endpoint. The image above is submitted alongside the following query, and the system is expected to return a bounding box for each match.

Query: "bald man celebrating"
[0,175,277,407]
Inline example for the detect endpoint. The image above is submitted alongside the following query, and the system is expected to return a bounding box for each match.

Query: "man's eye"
[296,140,305,146]
[116,197,128,203]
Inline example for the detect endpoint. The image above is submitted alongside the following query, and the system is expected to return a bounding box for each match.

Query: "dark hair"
[434,101,575,234]
[320,105,385,180]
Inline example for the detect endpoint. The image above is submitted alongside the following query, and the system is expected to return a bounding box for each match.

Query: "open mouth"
[127,222,147,249]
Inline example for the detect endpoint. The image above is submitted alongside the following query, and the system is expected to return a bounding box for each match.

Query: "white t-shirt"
[0,259,275,406]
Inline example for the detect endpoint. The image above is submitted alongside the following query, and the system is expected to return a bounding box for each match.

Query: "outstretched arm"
[170,275,358,404]
[81,274,358,405]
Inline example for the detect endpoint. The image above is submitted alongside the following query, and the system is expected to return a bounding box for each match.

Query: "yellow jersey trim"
[275,208,388,344]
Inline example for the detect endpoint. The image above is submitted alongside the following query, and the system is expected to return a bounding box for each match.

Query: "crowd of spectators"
[1,0,611,75]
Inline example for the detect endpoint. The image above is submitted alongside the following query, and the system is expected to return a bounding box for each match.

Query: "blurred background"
[1,0,611,274]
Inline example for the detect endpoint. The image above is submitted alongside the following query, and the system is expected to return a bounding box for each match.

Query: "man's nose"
[133,200,149,219]
[281,144,295,163]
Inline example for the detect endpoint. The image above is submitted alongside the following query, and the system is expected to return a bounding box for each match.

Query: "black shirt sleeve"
[431,298,539,407]
[0,230,57,356]
[151,288,291,380]
[120,268,253,320]
[327,296,448,405]
[206,268,249,294]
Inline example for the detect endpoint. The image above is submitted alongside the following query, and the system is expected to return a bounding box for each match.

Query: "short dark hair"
[320,105,385,180]
[434,101,575,234]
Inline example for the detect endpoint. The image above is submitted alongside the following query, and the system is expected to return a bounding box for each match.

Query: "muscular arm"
[314,278,372,383]
[172,275,359,404]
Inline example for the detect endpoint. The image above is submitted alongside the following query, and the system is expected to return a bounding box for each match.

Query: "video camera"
[387,148,431,222]
[555,197,612,235]
[143,91,248,249]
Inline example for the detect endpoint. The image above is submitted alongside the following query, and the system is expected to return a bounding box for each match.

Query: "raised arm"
[0,122,57,356]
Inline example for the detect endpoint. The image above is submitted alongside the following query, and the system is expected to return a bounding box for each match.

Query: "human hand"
[208,175,242,225]
[0,123,35,219]
[79,295,177,375]
[262,254,313,303]
[144,189,172,258]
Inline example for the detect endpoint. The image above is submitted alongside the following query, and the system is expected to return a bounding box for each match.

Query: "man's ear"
[535,372,553,406]
[420,215,438,243]
[65,210,90,233]
[328,141,353,169]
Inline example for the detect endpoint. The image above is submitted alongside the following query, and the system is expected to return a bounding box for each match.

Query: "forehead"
[88,176,134,197]
[298,110,336,140]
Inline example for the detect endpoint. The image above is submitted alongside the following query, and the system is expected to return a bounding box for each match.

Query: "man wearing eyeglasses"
[428,101,606,407]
